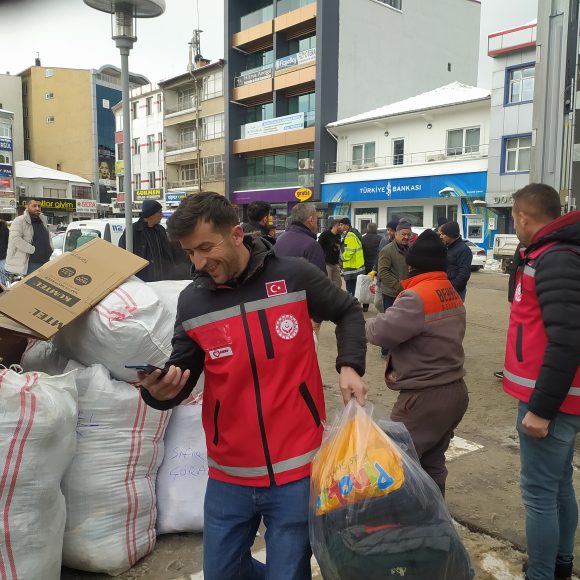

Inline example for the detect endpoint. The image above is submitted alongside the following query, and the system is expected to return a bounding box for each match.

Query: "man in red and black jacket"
[139,192,367,580]
[503,183,580,580]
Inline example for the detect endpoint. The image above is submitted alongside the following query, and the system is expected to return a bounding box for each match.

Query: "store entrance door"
[355,209,378,233]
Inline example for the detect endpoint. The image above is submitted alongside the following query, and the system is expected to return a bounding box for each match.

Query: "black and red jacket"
[503,211,580,419]
[141,237,366,486]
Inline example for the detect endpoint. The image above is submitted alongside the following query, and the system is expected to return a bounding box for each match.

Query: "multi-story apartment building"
[322,82,491,248]
[484,21,536,233]
[225,0,481,227]
[0,109,17,220]
[112,84,165,213]
[19,62,149,205]
[0,74,24,163]
[160,59,226,202]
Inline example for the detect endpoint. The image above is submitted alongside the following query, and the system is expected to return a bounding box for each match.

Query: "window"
[132,137,140,155]
[118,175,125,192]
[148,171,156,187]
[72,185,92,199]
[393,138,405,165]
[147,134,155,153]
[376,0,402,9]
[45,69,54,78]
[288,34,316,55]
[158,170,163,186]
[156,94,162,113]
[433,204,459,226]
[202,71,223,100]
[0,153,11,165]
[45,92,54,100]
[133,173,141,188]
[446,127,480,156]
[203,155,225,180]
[387,206,424,227]
[504,135,532,173]
[245,102,274,125]
[288,92,315,127]
[158,132,163,150]
[202,113,225,140]
[179,124,196,148]
[46,116,55,124]
[180,163,199,183]
[507,65,535,104]
[0,121,11,138]
[131,102,138,120]
[146,97,153,116]
[43,187,66,199]
[177,87,197,111]
[117,143,124,161]
[352,142,376,166]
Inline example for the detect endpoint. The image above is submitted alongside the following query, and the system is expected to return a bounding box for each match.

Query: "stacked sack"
[0,369,77,580]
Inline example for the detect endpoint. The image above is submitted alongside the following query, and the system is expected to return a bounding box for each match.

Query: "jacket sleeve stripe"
[182,305,241,331]
[244,290,306,313]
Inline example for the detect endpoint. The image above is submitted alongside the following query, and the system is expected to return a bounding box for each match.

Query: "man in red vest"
[503,183,580,580]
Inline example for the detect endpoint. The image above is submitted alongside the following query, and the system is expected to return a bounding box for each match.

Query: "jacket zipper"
[213,400,220,445]
[299,383,321,427]
[240,303,275,485]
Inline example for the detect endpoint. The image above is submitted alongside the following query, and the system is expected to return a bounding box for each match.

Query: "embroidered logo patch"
[514,283,522,303]
[275,314,299,340]
[209,346,234,360]
[266,280,287,297]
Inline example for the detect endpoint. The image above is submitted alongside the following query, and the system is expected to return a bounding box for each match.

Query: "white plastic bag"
[62,362,171,576]
[55,277,175,382]
[156,393,208,534]
[354,274,374,304]
[21,339,69,376]
[0,369,77,580]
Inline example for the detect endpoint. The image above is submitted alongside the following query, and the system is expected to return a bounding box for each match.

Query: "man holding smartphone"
[138,192,367,580]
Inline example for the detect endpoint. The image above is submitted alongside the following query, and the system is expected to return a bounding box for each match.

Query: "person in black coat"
[119,200,187,282]
[361,223,383,274]
[439,221,473,301]
[0,220,8,284]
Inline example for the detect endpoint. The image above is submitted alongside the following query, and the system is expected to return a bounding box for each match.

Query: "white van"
[63,219,134,252]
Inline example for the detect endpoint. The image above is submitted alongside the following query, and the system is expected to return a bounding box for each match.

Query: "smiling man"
[138,192,367,580]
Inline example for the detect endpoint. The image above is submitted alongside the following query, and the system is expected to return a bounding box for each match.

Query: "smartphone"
[124,364,167,378]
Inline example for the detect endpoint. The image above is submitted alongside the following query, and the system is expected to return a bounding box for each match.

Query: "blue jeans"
[203,477,312,580]
[27,261,44,275]
[517,402,580,580]
[345,278,357,296]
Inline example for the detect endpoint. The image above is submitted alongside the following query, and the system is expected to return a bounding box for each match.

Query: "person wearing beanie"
[439,221,473,301]
[119,199,184,282]
[366,229,469,496]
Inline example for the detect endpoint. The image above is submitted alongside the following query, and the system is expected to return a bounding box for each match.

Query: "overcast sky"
[1,0,225,84]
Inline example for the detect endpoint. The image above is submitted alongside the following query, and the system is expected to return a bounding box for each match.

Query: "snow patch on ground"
[446,436,484,461]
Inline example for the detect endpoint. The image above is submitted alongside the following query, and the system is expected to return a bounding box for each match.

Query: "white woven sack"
[0,369,77,580]
[21,339,69,376]
[54,277,174,382]
[147,280,191,317]
[354,274,374,304]
[62,362,170,576]
[156,393,208,534]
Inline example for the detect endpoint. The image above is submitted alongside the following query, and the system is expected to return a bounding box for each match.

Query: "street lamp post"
[83,0,165,252]
[438,187,454,221]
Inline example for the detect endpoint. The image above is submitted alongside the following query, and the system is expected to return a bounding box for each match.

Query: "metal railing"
[240,5,274,31]
[277,0,315,16]
[326,144,489,173]
[167,179,199,190]
[164,102,198,116]
[166,139,197,153]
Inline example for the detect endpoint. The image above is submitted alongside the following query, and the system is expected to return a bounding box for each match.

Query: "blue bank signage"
[0,138,12,151]
[321,172,487,203]
[166,192,186,202]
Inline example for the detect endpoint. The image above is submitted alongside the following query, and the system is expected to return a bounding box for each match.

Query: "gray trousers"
[326,264,342,288]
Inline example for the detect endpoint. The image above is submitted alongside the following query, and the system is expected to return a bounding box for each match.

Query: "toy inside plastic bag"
[310,400,474,580]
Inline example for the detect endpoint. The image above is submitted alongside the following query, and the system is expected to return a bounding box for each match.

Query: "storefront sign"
[321,172,487,203]
[0,178,12,190]
[0,198,16,210]
[232,186,319,205]
[0,138,12,151]
[19,196,76,212]
[488,217,496,230]
[275,48,316,71]
[166,192,186,202]
[115,161,124,176]
[295,187,313,202]
[135,189,162,201]
[76,199,97,213]
[0,166,13,178]
[244,112,304,139]
[235,66,273,88]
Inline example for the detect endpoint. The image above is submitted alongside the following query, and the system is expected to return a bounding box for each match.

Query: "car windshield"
[64,228,101,252]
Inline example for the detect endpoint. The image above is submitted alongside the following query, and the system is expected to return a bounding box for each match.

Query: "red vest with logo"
[183,289,325,487]
[503,243,580,413]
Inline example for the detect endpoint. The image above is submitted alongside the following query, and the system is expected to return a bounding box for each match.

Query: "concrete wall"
[337,0,481,119]
[0,75,24,161]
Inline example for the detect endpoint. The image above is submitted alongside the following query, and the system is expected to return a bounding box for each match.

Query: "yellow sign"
[134,189,162,201]
[115,161,124,176]
[295,187,313,202]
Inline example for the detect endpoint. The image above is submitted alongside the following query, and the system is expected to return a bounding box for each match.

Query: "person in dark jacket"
[362,223,383,274]
[242,200,276,245]
[274,202,326,273]
[502,183,580,580]
[138,191,367,580]
[439,221,472,301]
[318,219,342,287]
[119,200,178,282]
[0,220,8,285]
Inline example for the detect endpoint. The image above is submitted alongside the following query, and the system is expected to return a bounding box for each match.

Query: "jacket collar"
[286,222,316,240]
[529,210,580,249]
[402,271,448,289]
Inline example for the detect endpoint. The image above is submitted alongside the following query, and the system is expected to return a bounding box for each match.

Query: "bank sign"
[321,172,487,203]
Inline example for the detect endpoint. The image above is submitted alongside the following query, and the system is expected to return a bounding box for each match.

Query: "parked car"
[465,240,487,271]
[50,232,65,261]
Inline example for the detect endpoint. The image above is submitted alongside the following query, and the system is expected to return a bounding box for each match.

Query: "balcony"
[166,139,198,153]
[232,65,274,102]
[274,0,316,33]
[277,0,314,16]
[325,145,489,173]
[165,102,198,116]
[234,64,274,88]
[240,5,273,30]
[167,179,199,190]
[233,6,274,51]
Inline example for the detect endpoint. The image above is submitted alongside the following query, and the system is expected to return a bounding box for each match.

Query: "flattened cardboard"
[0,238,147,339]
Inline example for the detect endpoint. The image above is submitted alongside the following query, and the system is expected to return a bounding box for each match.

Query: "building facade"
[0,74,24,163]
[322,83,491,248]
[19,63,149,205]
[112,84,165,215]
[224,0,481,227]
[160,60,226,205]
[484,21,536,233]
[0,110,17,220]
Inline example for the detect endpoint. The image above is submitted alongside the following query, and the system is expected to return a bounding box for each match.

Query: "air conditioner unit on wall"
[298,157,314,171]
[298,173,314,187]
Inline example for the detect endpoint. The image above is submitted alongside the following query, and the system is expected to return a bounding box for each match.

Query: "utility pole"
[188,29,204,193]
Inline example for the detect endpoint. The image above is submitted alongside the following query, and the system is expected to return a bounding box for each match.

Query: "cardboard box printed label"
[0,238,147,339]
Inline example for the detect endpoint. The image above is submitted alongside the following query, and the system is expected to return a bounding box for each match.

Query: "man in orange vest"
[503,183,580,580]
[366,229,469,497]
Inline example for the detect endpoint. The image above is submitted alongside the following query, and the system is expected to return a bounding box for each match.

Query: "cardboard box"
[0,239,147,340]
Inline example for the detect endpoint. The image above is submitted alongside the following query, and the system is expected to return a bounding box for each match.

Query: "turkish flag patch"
[266,280,288,297]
